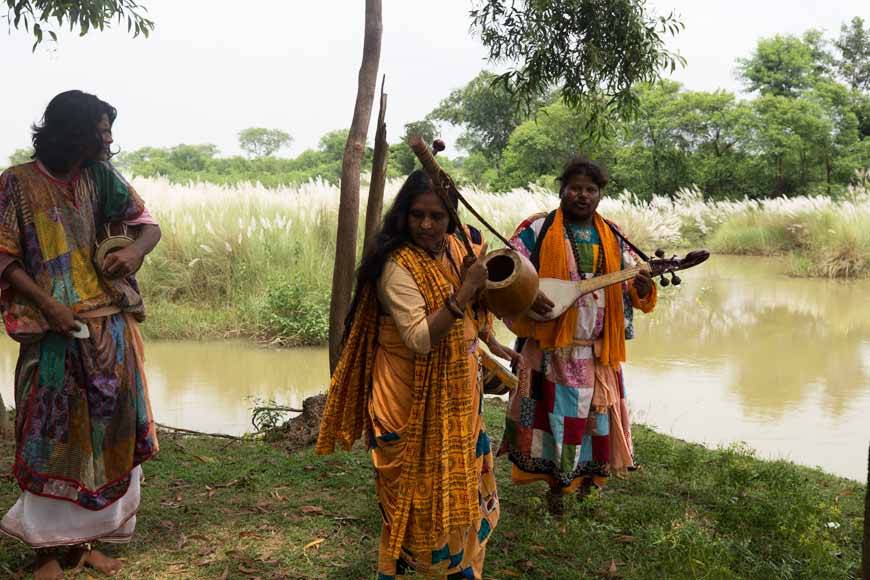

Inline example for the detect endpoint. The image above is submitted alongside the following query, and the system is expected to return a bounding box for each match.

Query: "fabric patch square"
[560,444,577,473]
[532,400,551,432]
[531,429,557,462]
[33,211,69,260]
[378,432,400,442]
[530,371,545,401]
[592,434,610,464]
[70,247,102,301]
[553,384,581,418]
[547,413,565,445]
[38,333,67,390]
[563,416,587,445]
[449,549,464,568]
[519,397,535,428]
[591,411,610,437]
[579,434,593,463]
[513,422,533,451]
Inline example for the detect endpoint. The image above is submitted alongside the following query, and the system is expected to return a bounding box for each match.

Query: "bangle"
[445,295,464,318]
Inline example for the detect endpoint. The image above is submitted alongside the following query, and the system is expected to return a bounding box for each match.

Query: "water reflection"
[626,256,870,481]
[631,257,870,421]
[0,256,867,480]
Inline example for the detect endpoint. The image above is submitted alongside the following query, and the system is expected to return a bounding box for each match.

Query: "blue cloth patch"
[475,430,491,458]
[548,413,565,445]
[477,518,493,543]
[580,434,593,462]
[449,549,464,568]
[517,227,537,253]
[553,384,581,418]
[378,431,400,442]
[432,544,450,565]
[593,412,610,437]
[377,573,395,580]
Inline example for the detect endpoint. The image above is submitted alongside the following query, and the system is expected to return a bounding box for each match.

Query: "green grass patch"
[1,401,863,579]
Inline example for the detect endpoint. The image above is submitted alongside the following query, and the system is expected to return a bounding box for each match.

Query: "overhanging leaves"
[470,0,685,132]
[4,0,154,50]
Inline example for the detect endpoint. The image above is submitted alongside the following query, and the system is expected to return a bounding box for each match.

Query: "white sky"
[0,0,867,162]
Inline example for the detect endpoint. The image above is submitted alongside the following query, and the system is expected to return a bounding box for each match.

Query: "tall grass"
[135,173,870,343]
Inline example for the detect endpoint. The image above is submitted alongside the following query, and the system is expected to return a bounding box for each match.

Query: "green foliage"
[429,70,542,165]
[5,0,154,50]
[259,280,329,346]
[496,99,615,190]
[118,129,369,187]
[737,32,832,97]
[470,0,684,128]
[834,16,870,92]
[387,120,438,176]
[7,148,33,167]
[237,127,292,159]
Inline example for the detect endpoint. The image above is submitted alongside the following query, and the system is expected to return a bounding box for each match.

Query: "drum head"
[95,235,142,278]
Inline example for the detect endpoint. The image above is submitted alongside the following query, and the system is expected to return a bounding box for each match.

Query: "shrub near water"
[133,174,870,343]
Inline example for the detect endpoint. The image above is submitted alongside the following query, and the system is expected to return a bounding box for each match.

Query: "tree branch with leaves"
[469,0,684,127]
[4,0,154,49]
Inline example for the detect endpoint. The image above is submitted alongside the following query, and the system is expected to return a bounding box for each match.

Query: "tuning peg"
[660,276,670,287]
[671,273,681,286]
[655,248,665,259]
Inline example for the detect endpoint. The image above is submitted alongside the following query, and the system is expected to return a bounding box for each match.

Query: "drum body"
[482,248,539,318]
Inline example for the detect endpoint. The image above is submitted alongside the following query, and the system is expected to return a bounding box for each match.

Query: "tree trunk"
[328,0,383,372]
[0,391,8,438]
[863,443,869,580]
[363,77,389,253]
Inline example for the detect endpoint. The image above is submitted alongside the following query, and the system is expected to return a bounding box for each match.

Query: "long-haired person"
[0,91,160,579]
[317,170,517,579]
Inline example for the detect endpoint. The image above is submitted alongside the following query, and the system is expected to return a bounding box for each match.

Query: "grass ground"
[1,401,864,579]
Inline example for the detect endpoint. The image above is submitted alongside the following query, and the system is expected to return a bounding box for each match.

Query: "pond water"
[1,256,868,482]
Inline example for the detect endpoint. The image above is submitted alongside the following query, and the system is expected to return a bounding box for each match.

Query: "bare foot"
[76,549,123,576]
[34,552,64,580]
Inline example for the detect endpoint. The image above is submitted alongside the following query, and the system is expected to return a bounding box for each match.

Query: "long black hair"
[343,169,458,340]
[31,90,117,174]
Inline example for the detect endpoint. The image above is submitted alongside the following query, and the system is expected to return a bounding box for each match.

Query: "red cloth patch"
[563,416,587,445]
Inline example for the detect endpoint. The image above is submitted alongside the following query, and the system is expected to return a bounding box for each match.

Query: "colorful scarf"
[317,241,478,559]
[511,210,627,367]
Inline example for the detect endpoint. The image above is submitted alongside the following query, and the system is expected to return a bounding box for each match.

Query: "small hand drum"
[480,350,518,395]
[94,223,142,279]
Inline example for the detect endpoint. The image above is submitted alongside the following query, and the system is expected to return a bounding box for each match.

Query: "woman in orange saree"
[317,170,517,579]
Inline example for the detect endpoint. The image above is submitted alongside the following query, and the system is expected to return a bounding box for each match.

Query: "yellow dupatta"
[316,237,478,559]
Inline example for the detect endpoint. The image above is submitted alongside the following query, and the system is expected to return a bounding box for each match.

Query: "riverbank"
[0,401,863,579]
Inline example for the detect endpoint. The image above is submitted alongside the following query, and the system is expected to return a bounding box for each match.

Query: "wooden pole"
[328,0,383,372]
[363,76,389,253]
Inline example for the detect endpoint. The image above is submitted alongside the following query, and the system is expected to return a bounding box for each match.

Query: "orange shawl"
[316,239,478,559]
[511,210,649,367]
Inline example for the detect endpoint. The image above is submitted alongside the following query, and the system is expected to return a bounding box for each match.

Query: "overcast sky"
[0,1,866,161]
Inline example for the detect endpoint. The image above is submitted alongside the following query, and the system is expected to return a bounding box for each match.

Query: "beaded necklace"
[564,221,605,276]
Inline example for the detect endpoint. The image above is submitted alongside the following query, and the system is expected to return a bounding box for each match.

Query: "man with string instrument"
[496,156,657,515]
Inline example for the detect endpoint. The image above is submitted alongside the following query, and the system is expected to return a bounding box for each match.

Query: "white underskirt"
[0,466,142,548]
